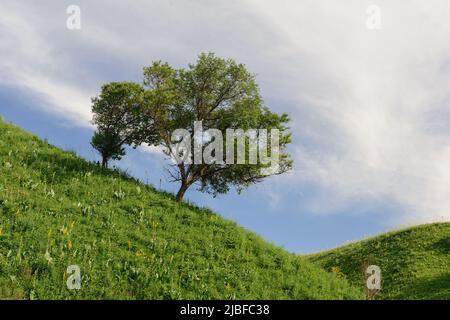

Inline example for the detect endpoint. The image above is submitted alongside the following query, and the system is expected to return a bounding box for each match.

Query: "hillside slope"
[309,223,450,299]
[0,118,362,299]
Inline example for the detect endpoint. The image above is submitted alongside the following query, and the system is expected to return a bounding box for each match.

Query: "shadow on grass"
[428,237,450,254]
[397,273,450,300]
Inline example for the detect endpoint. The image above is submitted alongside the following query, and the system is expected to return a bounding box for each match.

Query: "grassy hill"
[0,118,363,300]
[309,223,450,299]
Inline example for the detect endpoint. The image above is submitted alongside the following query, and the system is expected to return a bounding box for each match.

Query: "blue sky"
[1,0,450,253]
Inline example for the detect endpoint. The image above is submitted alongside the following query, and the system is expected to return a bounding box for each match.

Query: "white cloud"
[0,1,93,126]
[2,0,450,223]
[251,0,450,222]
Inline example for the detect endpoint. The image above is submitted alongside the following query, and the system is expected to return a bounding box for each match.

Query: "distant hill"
[0,118,362,299]
[309,223,450,299]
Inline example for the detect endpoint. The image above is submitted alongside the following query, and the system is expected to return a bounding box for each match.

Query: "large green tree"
[141,53,293,201]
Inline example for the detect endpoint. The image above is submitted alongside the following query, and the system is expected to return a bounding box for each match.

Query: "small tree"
[91,82,150,168]
[142,53,293,201]
[91,130,125,168]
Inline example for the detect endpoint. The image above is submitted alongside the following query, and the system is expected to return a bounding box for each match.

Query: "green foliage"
[91,53,293,200]
[141,53,293,200]
[309,223,450,299]
[90,82,148,168]
[0,119,360,300]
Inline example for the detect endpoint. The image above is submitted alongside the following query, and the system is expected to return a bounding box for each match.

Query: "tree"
[91,82,151,168]
[91,129,125,168]
[142,53,293,201]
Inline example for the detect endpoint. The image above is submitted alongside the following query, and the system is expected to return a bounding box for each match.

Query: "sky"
[1,0,450,253]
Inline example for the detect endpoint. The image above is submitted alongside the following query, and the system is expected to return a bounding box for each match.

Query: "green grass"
[0,118,363,300]
[309,223,450,299]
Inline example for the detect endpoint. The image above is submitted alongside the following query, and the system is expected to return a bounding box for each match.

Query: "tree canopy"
[91,82,149,168]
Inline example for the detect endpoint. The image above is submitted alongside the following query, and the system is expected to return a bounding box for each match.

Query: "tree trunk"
[176,182,189,202]
[102,157,108,169]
